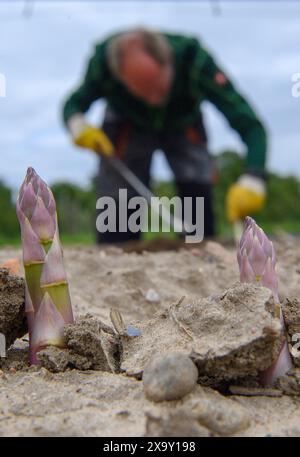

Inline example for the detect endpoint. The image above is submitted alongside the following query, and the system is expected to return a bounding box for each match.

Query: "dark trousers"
[96,108,215,244]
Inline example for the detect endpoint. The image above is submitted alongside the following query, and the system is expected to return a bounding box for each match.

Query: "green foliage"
[152,151,300,236]
[0,180,19,240]
[51,182,95,235]
[213,150,243,235]
[214,150,300,235]
[1,151,300,246]
[259,173,300,222]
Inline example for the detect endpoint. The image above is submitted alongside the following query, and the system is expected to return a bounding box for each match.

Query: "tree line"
[1,151,300,244]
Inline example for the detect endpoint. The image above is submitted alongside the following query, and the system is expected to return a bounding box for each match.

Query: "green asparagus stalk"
[16,167,74,364]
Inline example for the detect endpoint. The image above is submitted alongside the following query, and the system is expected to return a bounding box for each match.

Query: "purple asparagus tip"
[16,168,74,365]
[237,217,293,385]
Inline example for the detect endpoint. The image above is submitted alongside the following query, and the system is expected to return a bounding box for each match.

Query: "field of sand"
[0,237,300,437]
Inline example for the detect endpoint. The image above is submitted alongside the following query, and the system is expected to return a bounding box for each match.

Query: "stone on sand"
[143,352,198,402]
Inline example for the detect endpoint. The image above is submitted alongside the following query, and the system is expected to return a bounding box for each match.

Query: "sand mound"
[0,240,300,436]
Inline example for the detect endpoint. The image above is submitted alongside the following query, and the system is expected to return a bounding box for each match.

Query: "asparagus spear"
[16,167,74,364]
[237,217,292,386]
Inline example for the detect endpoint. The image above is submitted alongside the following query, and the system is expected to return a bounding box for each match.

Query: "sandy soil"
[0,237,300,437]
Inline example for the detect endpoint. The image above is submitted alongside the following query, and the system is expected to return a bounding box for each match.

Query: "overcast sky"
[1,1,299,191]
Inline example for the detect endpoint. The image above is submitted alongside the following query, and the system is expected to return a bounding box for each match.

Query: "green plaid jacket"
[63,33,267,173]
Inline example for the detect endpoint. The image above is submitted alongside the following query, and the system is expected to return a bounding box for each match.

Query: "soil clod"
[38,315,120,373]
[121,283,282,382]
[0,269,27,350]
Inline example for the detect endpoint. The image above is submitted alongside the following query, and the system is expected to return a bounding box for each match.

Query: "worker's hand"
[74,125,114,156]
[226,174,266,223]
[68,114,114,157]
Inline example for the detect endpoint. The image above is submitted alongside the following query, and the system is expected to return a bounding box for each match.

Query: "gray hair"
[107,28,173,79]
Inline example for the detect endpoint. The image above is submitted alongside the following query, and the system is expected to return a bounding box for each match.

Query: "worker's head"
[107,29,174,106]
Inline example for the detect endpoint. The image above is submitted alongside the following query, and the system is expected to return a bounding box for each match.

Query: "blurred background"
[0,0,299,245]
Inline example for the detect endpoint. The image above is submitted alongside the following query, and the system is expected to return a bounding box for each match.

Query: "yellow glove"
[226,174,266,223]
[74,125,114,157]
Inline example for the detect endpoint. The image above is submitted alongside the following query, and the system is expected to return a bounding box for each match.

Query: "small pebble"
[126,325,141,337]
[145,289,160,303]
[143,352,198,402]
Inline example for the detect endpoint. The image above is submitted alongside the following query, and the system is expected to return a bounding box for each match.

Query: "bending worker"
[62,28,267,243]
